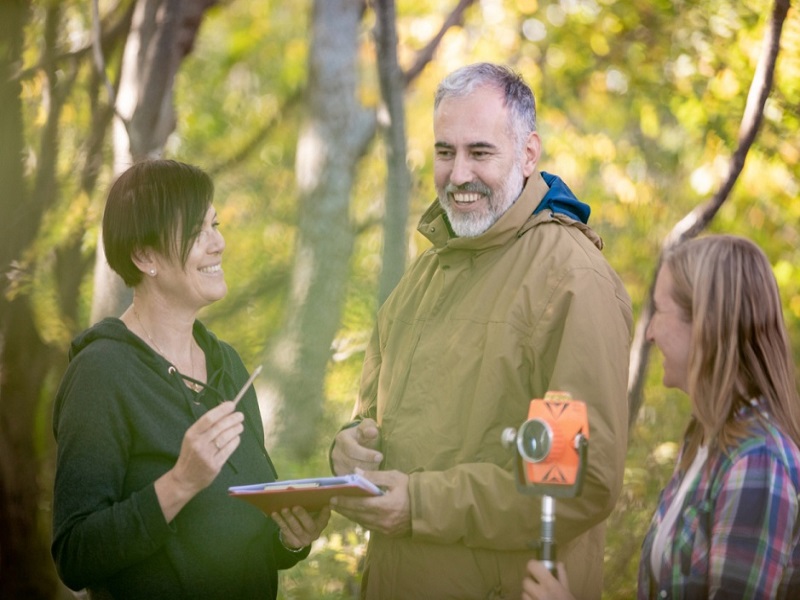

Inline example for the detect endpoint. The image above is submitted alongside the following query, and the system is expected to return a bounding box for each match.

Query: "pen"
[232,365,263,405]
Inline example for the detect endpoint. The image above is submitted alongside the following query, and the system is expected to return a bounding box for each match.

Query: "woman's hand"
[272,505,332,551]
[522,560,574,600]
[155,401,245,522]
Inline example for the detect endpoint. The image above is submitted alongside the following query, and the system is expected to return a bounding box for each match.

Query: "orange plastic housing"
[523,391,589,488]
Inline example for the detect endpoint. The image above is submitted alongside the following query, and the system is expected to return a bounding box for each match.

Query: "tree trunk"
[261,0,481,459]
[374,0,412,305]
[261,0,375,460]
[0,3,66,596]
[374,0,477,304]
[627,0,791,427]
[90,0,218,323]
[0,304,58,599]
[0,0,29,293]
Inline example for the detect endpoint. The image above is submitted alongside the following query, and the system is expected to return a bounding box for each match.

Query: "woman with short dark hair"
[51,159,329,599]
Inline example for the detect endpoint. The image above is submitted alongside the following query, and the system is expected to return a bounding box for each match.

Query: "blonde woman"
[524,235,800,599]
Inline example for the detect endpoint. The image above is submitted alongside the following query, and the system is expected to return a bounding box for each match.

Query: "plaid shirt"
[638,408,800,599]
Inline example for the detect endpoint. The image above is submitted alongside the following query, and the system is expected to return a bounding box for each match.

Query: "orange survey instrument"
[501,391,590,577]
[514,391,589,495]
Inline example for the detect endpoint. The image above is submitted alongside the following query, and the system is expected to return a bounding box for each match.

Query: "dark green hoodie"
[52,318,306,599]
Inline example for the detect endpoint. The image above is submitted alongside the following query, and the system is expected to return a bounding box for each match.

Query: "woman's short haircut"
[102,160,214,287]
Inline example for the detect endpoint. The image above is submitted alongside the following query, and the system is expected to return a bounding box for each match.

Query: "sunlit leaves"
[14,0,800,596]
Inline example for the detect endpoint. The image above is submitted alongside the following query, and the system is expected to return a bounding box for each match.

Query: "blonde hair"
[663,235,800,467]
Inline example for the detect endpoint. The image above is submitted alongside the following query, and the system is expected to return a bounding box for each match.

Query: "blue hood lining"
[534,172,591,224]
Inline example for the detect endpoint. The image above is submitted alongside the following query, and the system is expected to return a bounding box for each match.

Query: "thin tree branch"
[627,0,791,427]
[207,87,304,176]
[374,0,412,302]
[403,0,477,85]
[92,0,118,107]
[663,0,789,248]
[17,0,134,82]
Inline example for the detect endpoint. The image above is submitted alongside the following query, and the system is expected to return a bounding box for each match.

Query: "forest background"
[1,0,799,598]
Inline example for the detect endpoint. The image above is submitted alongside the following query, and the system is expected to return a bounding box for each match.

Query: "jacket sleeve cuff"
[273,529,311,569]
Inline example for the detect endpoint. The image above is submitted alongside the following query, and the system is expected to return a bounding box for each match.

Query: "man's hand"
[331,468,410,537]
[330,418,383,475]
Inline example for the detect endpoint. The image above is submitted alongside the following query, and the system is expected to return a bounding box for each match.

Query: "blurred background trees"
[1,0,798,598]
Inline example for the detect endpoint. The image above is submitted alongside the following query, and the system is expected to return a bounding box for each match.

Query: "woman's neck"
[121,298,205,390]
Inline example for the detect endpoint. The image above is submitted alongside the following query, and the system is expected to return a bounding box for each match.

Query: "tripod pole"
[539,494,557,576]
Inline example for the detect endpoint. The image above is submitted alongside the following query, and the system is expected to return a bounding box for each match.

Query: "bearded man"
[330,62,633,600]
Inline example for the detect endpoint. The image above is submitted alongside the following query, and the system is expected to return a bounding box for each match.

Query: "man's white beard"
[438,161,525,238]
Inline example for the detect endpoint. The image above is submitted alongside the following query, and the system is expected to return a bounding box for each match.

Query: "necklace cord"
[133,305,204,392]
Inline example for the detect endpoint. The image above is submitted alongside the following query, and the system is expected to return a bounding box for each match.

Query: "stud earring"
[149,269,156,276]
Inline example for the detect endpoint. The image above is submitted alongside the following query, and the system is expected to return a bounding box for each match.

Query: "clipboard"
[228,474,383,514]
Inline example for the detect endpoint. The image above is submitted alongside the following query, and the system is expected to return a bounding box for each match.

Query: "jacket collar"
[417,171,599,251]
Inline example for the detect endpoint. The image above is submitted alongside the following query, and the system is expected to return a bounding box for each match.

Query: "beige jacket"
[353,173,633,599]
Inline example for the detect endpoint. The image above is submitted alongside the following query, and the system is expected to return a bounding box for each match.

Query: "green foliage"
[15,0,800,597]
[283,1,798,596]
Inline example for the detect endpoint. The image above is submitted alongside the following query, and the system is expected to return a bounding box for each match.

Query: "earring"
[149,269,156,276]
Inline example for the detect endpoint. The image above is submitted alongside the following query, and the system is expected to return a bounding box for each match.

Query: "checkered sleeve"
[708,446,800,598]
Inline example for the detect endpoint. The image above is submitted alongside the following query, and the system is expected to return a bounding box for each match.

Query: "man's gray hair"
[434,63,537,146]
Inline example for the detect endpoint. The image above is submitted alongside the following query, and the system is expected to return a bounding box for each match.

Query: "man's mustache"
[444,181,492,197]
